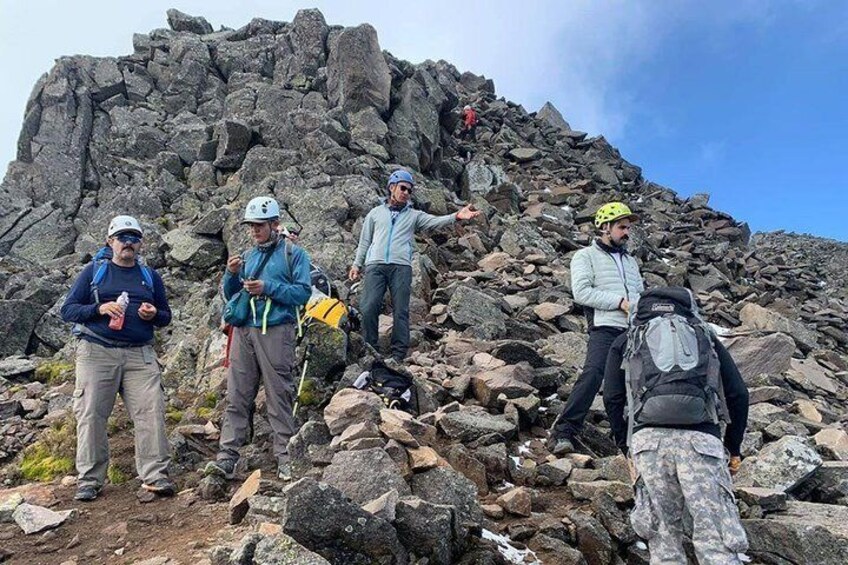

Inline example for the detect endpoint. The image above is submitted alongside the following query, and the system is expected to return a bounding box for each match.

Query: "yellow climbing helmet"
[594,202,637,228]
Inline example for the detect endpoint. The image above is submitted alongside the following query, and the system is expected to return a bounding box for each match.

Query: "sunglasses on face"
[397,184,414,194]
[115,234,142,244]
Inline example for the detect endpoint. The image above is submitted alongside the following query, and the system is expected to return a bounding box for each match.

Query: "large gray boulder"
[252,533,331,565]
[739,303,819,353]
[0,301,46,357]
[536,101,571,131]
[162,228,227,270]
[386,68,447,171]
[437,408,517,443]
[283,9,330,82]
[327,24,391,114]
[735,436,822,492]
[275,478,407,564]
[410,466,482,554]
[321,448,410,504]
[447,285,507,340]
[724,332,795,383]
[166,9,213,34]
[744,501,848,565]
[394,497,455,565]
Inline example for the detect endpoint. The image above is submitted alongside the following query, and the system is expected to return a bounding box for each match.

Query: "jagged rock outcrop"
[1,8,847,565]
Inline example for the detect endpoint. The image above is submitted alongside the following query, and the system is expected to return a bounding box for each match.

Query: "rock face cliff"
[1,8,847,565]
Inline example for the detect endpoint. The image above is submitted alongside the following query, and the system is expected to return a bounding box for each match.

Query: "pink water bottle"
[109,291,130,331]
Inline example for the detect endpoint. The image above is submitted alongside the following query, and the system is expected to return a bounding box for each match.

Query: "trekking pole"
[293,343,312,418]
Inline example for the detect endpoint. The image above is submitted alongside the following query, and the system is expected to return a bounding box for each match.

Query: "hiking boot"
[143,478,176,497]
[204,459,237,480]
[547,434,576,456]
[74,484,101,502]
[277,460,292,481]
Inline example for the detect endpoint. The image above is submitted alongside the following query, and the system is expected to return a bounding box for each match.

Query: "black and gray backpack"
[623,287,730,447]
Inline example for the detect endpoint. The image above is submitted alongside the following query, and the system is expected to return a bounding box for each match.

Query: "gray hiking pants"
[218,324,297,463]
[359,264,412,361]
[631,428,748,565]
[73,339,170,488]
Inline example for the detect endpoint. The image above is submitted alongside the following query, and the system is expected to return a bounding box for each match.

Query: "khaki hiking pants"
[218,324,297,463]
[631,428,748,565]
[73,339,170,488]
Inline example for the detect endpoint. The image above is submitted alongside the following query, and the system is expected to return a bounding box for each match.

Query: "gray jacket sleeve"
[353,212,375,268]
[570,251,625,311]
[414,210,457,232]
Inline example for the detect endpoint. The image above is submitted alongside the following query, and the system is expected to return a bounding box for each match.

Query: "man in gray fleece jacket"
[549,202,644,455]
[349,170,480,360]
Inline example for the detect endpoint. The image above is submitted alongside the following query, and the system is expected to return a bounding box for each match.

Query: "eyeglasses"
[115,233,142,244]
[397,185,414,194]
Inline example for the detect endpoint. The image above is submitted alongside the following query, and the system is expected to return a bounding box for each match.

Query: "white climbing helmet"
[242,196,281,224]
[107,215,143,238]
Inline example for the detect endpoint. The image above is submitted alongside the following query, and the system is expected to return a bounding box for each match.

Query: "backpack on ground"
[353,359,417,414]
[623,287,730,447]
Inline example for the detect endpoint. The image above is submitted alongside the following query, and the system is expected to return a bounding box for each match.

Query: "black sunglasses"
[397,185,414,193]
[115,233,142,244]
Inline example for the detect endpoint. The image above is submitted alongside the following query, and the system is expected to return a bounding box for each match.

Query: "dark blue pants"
[360,264,412,361]
[553,326,625,438]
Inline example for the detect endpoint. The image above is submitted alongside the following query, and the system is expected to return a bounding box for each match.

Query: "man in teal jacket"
[349,170,480,361]
[205,196,312,481]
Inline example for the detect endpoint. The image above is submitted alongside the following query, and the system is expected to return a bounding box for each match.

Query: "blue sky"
[1,0,845,240]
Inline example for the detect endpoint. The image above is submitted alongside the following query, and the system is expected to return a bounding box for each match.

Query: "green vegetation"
[202,391,219,409]
[19,416,76,482]
[107,465,129,485]
[34,360,75,385]
[165,406,184,425]
[297,378,319,407]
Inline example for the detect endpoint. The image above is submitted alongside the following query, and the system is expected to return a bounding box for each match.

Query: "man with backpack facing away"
[205,197,312,481]
[61,215,174,501]
[603,287,750,564]
[549,202,644,455]
[348,170,480,362]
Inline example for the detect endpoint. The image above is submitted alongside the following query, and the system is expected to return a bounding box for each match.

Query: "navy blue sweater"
[60,261,171,346]
[603,333,749,456]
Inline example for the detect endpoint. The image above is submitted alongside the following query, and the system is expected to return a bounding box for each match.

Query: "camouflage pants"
[631,428,748,565]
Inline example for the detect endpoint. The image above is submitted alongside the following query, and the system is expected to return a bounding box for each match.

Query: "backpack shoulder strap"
[90,259,110,304]
[138,261,154,290]
[285,239,294,282]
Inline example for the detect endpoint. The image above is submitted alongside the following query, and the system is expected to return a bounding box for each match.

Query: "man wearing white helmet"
[61,215,174,501]
[205,196,312,481]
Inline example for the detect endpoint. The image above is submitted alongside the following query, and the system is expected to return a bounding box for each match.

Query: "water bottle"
[109,291,130,331]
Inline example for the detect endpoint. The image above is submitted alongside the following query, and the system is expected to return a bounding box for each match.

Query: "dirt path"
[1,481,229,565]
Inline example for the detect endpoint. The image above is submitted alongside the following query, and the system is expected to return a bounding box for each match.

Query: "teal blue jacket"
[222,240,311,327]
[353,199,457,268]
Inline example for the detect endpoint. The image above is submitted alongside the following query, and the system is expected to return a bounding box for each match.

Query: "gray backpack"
[623,287,730,447]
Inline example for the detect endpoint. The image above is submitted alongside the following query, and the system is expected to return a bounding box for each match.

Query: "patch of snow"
[482,528,538,564]
[709,323,733,337]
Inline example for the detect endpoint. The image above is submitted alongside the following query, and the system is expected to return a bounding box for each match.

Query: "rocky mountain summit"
[1,8,847,565]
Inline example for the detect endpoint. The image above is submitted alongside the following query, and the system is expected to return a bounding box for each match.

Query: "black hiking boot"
[142,478,176,497]
[74,484,101,502]
[204,459,237,480]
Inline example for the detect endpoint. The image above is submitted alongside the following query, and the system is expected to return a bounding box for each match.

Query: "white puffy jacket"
[570,240,644,329]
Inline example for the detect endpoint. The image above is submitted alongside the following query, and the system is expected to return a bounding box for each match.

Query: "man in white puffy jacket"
[549,202,644,455]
